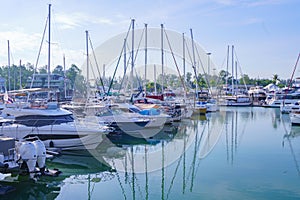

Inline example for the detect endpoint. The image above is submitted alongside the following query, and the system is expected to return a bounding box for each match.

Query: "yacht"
[192,101,207,115]
[280,100,300,114]
[3,89,73,127]
[264,92,300,108]
[248,86,267,102]
[290,110,300,126]
[95,106,150,133]
[219,94,252,106]
[0,119,111,150]
[129,103,172,126]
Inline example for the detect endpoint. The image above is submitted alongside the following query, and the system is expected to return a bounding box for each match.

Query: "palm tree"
[272,74,279,85]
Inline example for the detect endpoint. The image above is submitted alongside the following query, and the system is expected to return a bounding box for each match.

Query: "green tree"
[146,82,162,93]
[219,70,230,84]
[240,74,251,85]
[52,65,64,76]
[66,64,81,86]
[272,74,279,85]
[186,72,192,87]
[39,65,47,74]
[66,64,86,97]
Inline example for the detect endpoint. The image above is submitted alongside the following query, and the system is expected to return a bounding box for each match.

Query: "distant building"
[25,74,73,101]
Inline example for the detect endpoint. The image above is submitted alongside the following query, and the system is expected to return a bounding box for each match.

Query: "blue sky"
[0,0,299,80]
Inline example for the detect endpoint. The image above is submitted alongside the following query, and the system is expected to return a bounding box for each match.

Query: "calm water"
[2,107,300,200]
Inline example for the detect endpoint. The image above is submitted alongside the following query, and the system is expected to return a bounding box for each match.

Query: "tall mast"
[123,38,126,77]
[19,59,22,89]
[161,24,164,94]
[183,33,186,84]
[47,4,51,89]
[130,19,135,95]
[226,45,229,93]
[183,33,186,100]
[144,23,148,94]
[231,45,234,95]
[85,30,89,86]
[7,40,11,91]
[190,29,197,93]
[207,52,211,86]
[235,60,238,94]
[63,54,66,99]
[154,64,157,94]
[103,64,106,83]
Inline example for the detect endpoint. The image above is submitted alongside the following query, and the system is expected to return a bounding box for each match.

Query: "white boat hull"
[290,112,300,126]
[0,122,107,150]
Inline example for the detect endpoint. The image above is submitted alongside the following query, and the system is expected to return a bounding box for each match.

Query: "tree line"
[0,63,288,94]
[0,63,84,92]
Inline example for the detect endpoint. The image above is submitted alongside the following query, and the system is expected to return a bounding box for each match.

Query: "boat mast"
[131,19,135,96]
[190,29,198,94]
[47,4,51,89]
[63,54,66,99]
[123,38,126,78]
[161,24,164,94]
[235,60,238,94]
[19,59,22,89]
[7,40,11,91]
[207,52,211,87]
[183,33,186,101]
[226,45,229,94]
[86,30,89,87]
[103,64,106,85]
[154,64,157,94]
[144,23,148,94]
[231,45,234,95]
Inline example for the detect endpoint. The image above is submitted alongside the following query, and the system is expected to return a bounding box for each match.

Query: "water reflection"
[283,126,300,176]
[95,112,226,200]
[0,108,264,199]
[103,123,187,172]
[0,148,115,199]
[0,180,60,200]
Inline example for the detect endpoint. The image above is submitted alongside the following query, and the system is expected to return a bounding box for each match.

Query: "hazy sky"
[0,0,299,80]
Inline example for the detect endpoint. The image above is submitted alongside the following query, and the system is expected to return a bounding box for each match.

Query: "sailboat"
[0,5,112,150]
[189,29,207,115]
[3,5,73,127]
[219,45,252,106]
